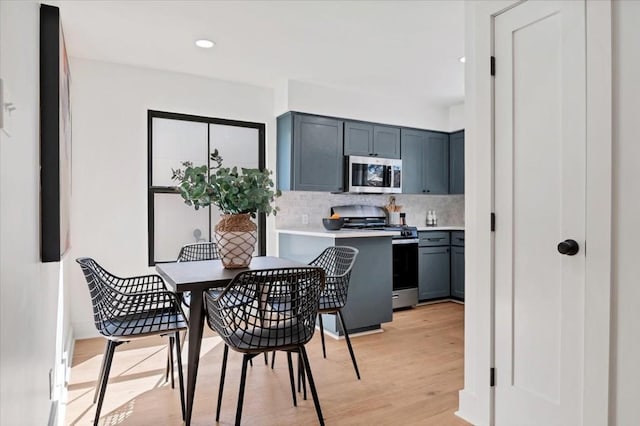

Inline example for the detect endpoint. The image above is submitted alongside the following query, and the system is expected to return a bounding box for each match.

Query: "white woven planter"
[214,214,257,269]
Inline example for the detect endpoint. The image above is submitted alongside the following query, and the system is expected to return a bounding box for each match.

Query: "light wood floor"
[65,302,469,426]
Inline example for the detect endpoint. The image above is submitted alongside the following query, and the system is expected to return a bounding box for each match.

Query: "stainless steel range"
[330,205,419,309]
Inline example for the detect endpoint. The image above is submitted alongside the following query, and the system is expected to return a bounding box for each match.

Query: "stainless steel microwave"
[347,155,402,193]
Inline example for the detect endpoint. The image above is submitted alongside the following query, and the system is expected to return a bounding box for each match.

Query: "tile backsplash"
[275,191,464,228]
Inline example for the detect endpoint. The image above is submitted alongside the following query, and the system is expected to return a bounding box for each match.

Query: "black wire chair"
[176,242,220,308]
[313,246,360,378]
[272,246,361,381]
[177,241,219,262]
[176,241,268,367]
[76,257,188,425]
[205,267,326,426]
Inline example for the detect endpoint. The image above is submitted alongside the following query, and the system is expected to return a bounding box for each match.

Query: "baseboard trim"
[319,326,385,341]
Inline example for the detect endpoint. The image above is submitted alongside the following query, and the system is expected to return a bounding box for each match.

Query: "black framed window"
[147,110,266,265]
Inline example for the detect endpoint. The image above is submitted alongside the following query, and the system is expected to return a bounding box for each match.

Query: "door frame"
[458,1,612,425]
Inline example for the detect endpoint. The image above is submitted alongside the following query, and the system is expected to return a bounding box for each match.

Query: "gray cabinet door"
[449,130,465,194]
[423,131,449,194]
[400,128,426,194]
[344,121,373,157]
[373,125,401,159]
[345,122,400,159]
[293,114,344,192]
[418,246,450,300]
[418,231,450,246]
[450,246,465,300]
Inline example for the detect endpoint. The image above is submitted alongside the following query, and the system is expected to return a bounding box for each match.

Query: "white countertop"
[276,227,400,239]
[415,226,465,231]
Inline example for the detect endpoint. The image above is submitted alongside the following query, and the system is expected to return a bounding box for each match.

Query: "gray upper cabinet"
[400,129,424,194]
[277,112,344,192]
[344,121,400,159]
[373,125,401,158]
[423,131,449,194]
[401,129,449,194]
[344,122,373,157]
[449,130,465,194]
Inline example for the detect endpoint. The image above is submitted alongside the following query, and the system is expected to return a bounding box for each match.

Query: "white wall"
[68,58,275,337]
[277,79,451,131]
[611,1,640,424]
[449,103,465,131]
[0,1,70,424]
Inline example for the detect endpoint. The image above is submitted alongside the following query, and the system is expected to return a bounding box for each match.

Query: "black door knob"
[557,239,579,256]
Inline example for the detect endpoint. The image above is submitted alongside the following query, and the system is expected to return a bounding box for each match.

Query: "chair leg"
[318,314,327,358]
[175,331,186,421]
[216,344,229,422]
[299,346,325,426]
[93,341,109,403]
[235,354,250,426]
[270,351,276,369]
[94,340,121,426]
[337,310,361,380]
[286,351,297,407]
[263,352,269,365]
[164,348,170,384]
[168,336,176,388]
[297,353,307,400]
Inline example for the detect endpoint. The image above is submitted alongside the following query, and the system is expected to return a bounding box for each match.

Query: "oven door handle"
[391,238,419,245]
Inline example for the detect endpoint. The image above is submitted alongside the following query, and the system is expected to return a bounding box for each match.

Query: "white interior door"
[494,1,586,424]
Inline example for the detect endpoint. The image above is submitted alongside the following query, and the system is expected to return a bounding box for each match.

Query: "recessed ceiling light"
[459,56,466,63]
[195,39,215,49]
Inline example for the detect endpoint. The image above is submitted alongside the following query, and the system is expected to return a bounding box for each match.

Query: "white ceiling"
[57,0,465,108]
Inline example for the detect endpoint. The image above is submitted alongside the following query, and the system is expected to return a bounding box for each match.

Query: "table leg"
[185,290,205,426]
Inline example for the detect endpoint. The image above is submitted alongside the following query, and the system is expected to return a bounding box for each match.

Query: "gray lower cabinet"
[401,129,449,194]
[277,112,344,192]
[450,230,465,300]
[278,233,393,335]
[344,121,400,159]
[418,231,450,300]
[418,245,451,300]
[450,246,465,300]
[418,230,465,301]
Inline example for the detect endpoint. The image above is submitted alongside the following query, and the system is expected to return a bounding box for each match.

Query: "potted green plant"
[171,149,281,268]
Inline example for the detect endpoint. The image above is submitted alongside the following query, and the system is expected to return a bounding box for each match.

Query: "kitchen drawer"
[418,231,450,247]
[451,231,465,247]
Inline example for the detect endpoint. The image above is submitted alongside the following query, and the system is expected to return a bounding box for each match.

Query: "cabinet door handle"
[427,238,443,241]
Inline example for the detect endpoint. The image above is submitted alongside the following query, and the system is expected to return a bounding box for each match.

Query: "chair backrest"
[76,257,184,338]
[205,267,325,352]
[309,246,359,310]
[177,242,219,262]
